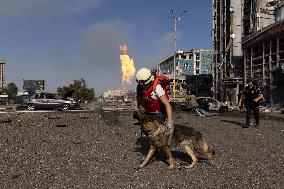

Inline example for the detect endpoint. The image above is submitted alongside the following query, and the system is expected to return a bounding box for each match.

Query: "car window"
[35,93,44,99]
[45,93,56,99]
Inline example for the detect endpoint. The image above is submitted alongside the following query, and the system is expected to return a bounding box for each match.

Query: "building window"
[185,63,189,68]
[196,62,200,67]
[196,53,200,60]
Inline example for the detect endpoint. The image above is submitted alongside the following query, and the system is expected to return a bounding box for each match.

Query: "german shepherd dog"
[135,113,215,169]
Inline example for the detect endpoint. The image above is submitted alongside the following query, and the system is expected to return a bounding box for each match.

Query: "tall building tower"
[212,0,243,105]
[0,59,5,89]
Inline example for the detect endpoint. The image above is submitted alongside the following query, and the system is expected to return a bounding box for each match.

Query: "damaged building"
[156,49,212,97]
[242,0,284,107]
[212,0,284,107]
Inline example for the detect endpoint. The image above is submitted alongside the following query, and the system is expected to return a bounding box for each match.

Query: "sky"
[0,0,212,95]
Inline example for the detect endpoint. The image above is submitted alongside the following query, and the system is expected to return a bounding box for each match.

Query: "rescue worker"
[134,68,174,133]
[239,78,264,128]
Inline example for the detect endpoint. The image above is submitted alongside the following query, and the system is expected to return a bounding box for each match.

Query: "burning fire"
[119,44,136,84]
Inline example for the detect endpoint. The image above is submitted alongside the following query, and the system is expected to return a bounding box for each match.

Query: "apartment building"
[157,49,212,96]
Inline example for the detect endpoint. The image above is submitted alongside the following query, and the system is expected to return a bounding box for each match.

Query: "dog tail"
[197,139,215,156]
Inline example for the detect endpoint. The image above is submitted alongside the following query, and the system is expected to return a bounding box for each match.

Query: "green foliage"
[2,82,18,97]
[57,78,95,102]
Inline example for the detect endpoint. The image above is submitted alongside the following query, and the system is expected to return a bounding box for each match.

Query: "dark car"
[24,92,79,111]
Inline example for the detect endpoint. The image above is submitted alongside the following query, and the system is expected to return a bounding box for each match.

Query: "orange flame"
[119,44,136,84]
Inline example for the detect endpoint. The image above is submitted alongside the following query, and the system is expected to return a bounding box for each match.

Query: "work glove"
[166,120,174,134]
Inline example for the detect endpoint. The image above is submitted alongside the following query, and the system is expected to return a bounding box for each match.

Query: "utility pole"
[168,9,186,100]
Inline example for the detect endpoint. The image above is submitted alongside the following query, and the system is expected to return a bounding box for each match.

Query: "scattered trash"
[198,108,210,116]
[56,124,68,127]
[196,108,217,117]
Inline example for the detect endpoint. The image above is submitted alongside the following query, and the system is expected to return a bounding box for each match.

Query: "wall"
[178,59,194,75]
[276,6,284,21]
[200,51,212,75]
[231,0,243,57]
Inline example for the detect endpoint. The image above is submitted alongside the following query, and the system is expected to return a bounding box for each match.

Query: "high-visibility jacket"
[137,75,170,113]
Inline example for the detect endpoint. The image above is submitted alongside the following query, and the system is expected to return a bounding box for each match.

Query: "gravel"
[0,110,283,189]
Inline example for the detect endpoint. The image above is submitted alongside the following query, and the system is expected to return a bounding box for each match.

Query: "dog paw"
[168,164,174,170]
[137,164,145,169]
[134,166,142,171]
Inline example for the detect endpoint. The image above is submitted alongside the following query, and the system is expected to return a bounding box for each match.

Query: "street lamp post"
[169,9,186,100]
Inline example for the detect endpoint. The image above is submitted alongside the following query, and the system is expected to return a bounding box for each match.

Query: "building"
[243,0,275,37]
[0,59,5,89]
[103,88,128,100]
[212,0,244,105]
[194,49,212,75]
[157,49,212,96]
[242,0,284,106]
[186,74,213,97]
[275,0,284,21]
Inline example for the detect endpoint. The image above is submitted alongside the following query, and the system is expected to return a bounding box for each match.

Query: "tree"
[2,82,18,97]
[57,78,95,102]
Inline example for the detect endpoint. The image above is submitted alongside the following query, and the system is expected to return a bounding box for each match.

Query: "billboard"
[23,80,45,94]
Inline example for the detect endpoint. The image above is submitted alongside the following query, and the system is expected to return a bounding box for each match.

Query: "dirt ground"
[0,109,283,189]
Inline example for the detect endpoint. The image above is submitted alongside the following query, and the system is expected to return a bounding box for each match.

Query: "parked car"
[196,97,228,111]
[24,92,79,111]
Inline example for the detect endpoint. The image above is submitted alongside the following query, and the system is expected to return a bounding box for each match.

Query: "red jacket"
[137,76,170,113]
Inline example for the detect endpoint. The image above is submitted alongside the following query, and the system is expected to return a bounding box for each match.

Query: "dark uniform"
[243,83,263,128]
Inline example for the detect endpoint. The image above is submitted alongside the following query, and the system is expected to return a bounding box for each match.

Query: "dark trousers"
[245,103,260,126]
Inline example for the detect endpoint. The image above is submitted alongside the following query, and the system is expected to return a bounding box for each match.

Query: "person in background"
[239,78,264,128]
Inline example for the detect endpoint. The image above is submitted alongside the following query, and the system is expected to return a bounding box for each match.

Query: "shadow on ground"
[134,136,213,167]
[221,120,244,127]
